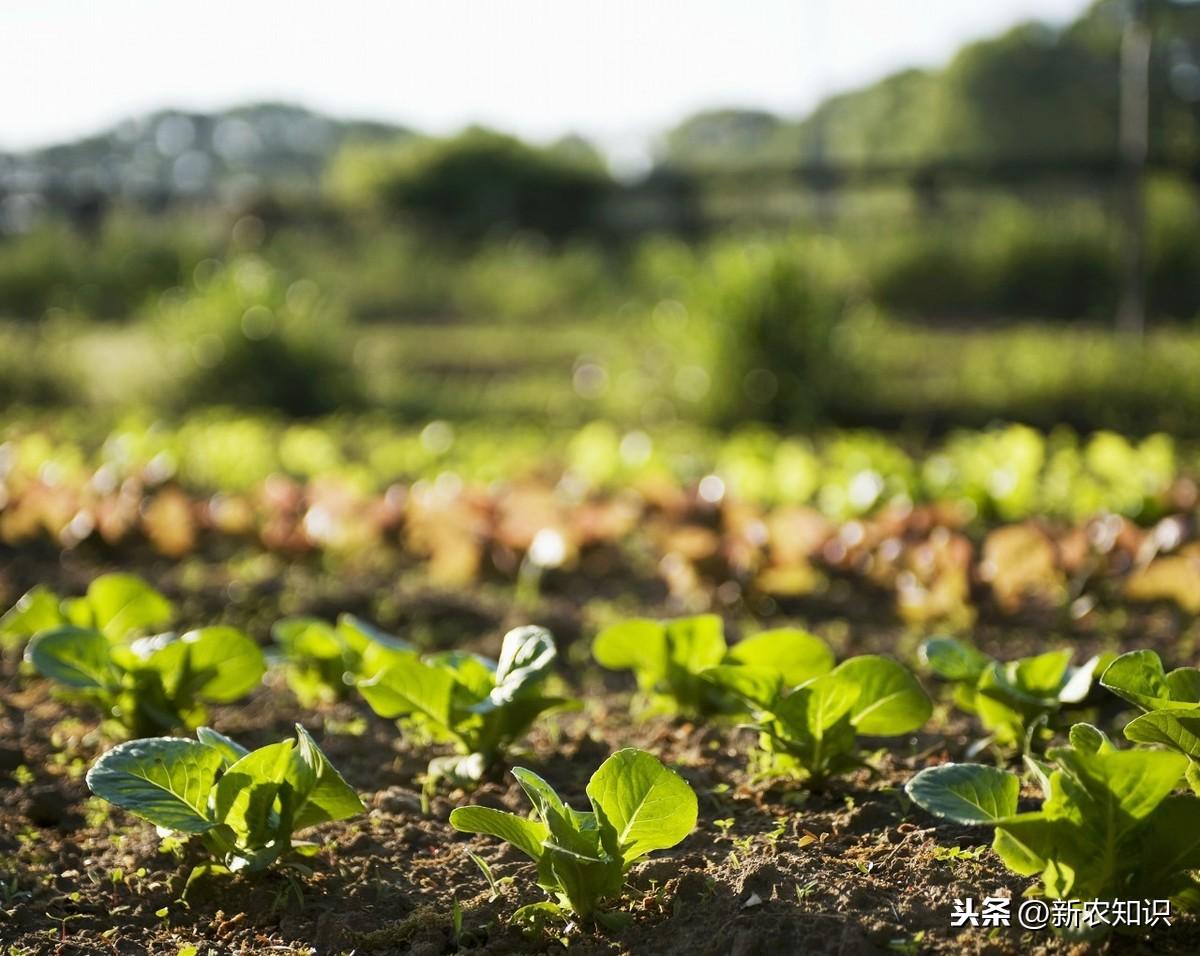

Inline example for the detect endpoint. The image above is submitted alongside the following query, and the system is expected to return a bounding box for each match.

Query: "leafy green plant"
[906,724,1200,936]
[1101,649,1200,792]
[86,724,363,874]
[271,614,414,706]
[449,748,697,923]
[25,624,265,738]
[703,643,931,783]
[921,637,1110,750]
[1,573,173,650]
[592,615,834,717]
[357,625,571,784]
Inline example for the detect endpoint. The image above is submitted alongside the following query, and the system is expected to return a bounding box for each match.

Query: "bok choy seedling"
[357,625,573,785]
[1100,649,1200,792]
[25,623,265,738]
[1,573,173,650]
[702,633,931,783]
[450,748,697,924]
[271,613,415,706]
[906,724,1200,938]
[921,637,1110,751]
[86,724,364,875]
[592,614,834,717]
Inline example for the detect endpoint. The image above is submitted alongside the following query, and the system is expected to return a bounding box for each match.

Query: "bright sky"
[3,0,1093,158]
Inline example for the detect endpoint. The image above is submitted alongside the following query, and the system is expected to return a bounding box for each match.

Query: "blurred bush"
[0,213,218,320]
[679,238,861,427]
[866,200,1116,321]
[326,128,615,243]
[149,257,357,415]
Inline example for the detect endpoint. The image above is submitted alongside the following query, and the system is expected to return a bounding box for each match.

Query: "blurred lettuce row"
[0,412,1185,525]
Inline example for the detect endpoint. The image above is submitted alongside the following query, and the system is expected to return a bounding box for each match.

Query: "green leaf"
[830,656,931,735]
[726,628,834,687]
[485,626,556,710]
[664,615,727,673]
[1139,795,1200,891]
[1012,650,1073,698]
[920,637,990,683]
[585,748,697,868]
[337,614,416,656]
[1166,668,1200,704]
[357,655,455,731]
[905,763,1020,824]
[86,574,173,642]
[25,626,117,689]
[449,806,548,862]
[1101,650,1190,713]
[0,586,65,647]
[1123,710,1200,758]
[212,740,312,850]
[175,627,266,703]
[701,664,782,709]
[196,727,250,767]
[592,619,667,682]
[1046,746,1185,837]
[273,618,343,661]
[291,724,364,830]
[1068,722,1113,754]
[86,737,222,833]
[991,813,1058,878]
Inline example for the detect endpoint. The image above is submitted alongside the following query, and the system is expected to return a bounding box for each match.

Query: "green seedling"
[450,748,697,923]
[921,637,1110,750]
[25,624,265,738]
[271,614,414,706]
[593,615,834,717]
[703,640,931,783]
[357,625,573,785]
[1101,649,1200,792]
[86,724,363,875]
[906,723,1200,938]
[1,574,172,650]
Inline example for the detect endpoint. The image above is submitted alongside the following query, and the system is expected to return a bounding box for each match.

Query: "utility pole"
[1117,0,1151,337]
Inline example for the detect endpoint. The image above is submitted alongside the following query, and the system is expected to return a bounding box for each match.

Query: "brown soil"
[2,554,1199,955]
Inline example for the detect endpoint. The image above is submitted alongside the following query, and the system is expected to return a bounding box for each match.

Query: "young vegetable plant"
[906,724,1200,937]
[1101,649,1200,792]
[921,637,1110,751]
[86,724,364,875]
[592,615,835,717]
[271,614,415,706]
[1,573,173,650]
[357,625,572,785]
[24,624,265,738]
[702,640,931,783]
[450,748,697,925]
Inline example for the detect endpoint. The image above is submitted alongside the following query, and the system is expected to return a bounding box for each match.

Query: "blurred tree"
[326,127,614,243]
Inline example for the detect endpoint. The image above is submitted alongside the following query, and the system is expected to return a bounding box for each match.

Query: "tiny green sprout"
[11,765,33,786]
[713,817,735,835]
[358,625,574,786]
[931,844,987,865]
[86,724,364,876]
[450,748,697,922]
[468,851,513,901]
